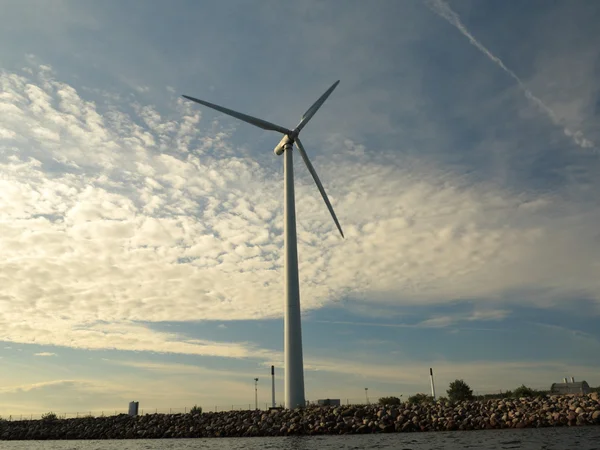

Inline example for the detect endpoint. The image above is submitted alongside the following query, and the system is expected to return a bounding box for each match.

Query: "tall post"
[271,365,276,408]
[254,378,259,410]
[430,368,436,401]
[284,143,306,409]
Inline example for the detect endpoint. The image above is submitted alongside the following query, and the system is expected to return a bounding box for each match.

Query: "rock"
[341,408,355,418]
[1,394,598,439]
[354,409,365,419]
[381,423,395,433]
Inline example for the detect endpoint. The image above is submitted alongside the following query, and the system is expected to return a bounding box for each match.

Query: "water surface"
[2,426,599,449]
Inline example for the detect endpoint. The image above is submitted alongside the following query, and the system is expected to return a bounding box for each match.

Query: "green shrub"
[41,412,58,421]
[447,379,474,402]
[189,405,202,415]
[378,396,401,406]
[407,393,433,404]
[513,385,535,398]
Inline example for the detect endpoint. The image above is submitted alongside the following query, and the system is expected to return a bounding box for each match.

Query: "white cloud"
[33,352,57,357]
[1,321,281,361]
[108,360,250,379]
[0,379,90,395]
[0,65,599,358]
[418,309,510,328]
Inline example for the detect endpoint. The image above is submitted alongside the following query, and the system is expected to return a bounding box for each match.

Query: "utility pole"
[254,378,259,410]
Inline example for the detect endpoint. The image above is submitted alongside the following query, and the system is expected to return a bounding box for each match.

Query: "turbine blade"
[182,95,292,135]
[295,138,344,238]
[295,80,340,133]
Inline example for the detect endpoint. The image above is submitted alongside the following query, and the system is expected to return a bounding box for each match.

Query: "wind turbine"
[182,81,343,409]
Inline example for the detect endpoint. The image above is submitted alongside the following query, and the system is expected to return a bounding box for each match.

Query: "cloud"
[424,0,595,150]
[312,307,511,331]
[1,64,599,358]
[0,378,150,415]
[0,372,276,416]
[2,321,281,361]
[418,309,510,328]
[0,379,88,394]
[108,360,252,379]
[33,352,57,357]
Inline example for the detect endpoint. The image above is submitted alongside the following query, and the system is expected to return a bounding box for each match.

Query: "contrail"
[424,0,594,149]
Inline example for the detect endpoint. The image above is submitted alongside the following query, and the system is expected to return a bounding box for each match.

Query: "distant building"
[128,401,139,416]
[550,381,590,395]
[317,398,341,406]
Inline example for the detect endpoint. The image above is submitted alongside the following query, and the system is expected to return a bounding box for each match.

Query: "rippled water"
[2,427,600,449]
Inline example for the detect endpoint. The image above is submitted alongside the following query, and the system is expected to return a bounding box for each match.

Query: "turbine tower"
[183,81,343,409]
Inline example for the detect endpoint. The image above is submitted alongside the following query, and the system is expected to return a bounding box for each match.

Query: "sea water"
[1,426,599,449]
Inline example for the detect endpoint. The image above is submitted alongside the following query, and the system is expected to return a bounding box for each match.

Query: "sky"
[1,0,599,416]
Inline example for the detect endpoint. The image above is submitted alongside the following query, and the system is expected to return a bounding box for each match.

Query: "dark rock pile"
[1,394,599,440]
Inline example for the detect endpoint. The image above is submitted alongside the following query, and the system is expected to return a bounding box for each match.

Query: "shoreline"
[1,394,599,440]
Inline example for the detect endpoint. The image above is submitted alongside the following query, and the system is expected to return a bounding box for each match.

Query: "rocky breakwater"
[1,394,599,440]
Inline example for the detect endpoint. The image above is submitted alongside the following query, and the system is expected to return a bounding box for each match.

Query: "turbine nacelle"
[274,134,294,156]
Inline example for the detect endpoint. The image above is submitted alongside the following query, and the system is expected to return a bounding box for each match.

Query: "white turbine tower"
[182,81,343,409]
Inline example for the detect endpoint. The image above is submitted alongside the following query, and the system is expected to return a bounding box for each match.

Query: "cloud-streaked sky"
[1,0,599,415]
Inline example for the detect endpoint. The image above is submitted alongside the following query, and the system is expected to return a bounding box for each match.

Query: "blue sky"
[1,0,600,415]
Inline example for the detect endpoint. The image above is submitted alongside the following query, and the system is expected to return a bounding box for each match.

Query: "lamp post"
[429,368,436,401]
[365,387,369,404]
[254,378,259,410]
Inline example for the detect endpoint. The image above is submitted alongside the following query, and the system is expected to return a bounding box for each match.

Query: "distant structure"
[271,365,276,408]
[128,401,139,416]
[317,399,341,406]
[550,379,590,395]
